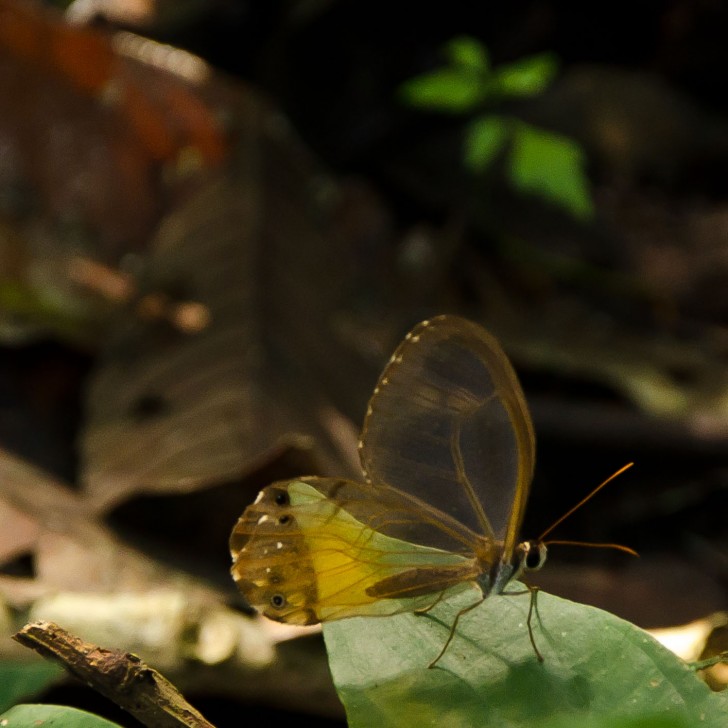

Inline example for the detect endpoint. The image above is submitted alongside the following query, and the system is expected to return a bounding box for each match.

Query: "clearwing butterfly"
[229,315,624,665]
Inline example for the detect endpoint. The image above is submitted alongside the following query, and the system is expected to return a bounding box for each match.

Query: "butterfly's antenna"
[542,539,638,556]
[537,463,634,543]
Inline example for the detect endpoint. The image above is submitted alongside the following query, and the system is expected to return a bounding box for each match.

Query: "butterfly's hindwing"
[230,478,485,622]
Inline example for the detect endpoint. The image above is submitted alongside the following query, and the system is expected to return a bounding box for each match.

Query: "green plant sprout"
[400,36,593,219]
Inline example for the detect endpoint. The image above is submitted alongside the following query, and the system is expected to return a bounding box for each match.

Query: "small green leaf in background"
[399,36,488,112]
[464,115,510,170]
[399,37,594,219]
[399,69,485,112]
[509,123,594,219]
[0,704,122,727]
[400,39,557,112]
[446,36,489,72]
[323,587,728,728]
[0,661,64,713]
[489,53,558,97]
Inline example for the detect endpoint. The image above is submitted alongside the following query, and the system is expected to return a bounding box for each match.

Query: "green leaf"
[0,704,123,726]
[464,115,510,170]
[0,661,64,713]
[509,123,594,218]
[446,36,489,72]
[490,53,559,97]
[323,587,728,728]
[399,69,484,112]
[400,43,556,112]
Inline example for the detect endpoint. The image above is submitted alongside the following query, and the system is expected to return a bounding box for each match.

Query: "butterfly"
[229,315,631,665]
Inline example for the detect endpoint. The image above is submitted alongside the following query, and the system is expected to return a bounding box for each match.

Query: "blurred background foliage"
[0,0,727,725]
[399,36,593,218]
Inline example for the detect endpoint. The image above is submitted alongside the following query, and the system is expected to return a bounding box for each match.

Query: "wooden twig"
[13,620,215,728]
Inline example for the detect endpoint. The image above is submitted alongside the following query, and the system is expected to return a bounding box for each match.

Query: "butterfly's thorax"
[474,549,517,596]
[475,539,547,595]
[469,536,503,594]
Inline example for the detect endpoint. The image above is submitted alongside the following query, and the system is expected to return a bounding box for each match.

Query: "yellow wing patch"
[230,478,479,624]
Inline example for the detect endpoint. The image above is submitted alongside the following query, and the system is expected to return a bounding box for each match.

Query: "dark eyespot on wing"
[229,484,291,556]
[230,482,320,625]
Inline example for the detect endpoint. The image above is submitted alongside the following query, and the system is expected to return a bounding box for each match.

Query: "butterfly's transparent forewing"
[359,316,535,556]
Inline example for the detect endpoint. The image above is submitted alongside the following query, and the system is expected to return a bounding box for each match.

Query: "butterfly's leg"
[413,589,448,616]
[526,585,544,662]
[428,596,484,669]
[503,585,544,662]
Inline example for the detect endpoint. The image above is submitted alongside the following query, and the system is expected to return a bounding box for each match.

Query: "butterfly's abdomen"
[365,561,480,599]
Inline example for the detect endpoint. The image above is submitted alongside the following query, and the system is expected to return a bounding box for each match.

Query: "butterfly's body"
[231,316,547,657]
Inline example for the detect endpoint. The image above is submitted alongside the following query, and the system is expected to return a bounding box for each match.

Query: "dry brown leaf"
[0,2,367,507]
[80,152,362,509]
[0,0,229,343]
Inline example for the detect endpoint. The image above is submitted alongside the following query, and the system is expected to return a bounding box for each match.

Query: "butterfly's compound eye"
[274,491,290,506]
[524,541,547,571]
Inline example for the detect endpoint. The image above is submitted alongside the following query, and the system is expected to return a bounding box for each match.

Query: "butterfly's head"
[518,540,548,574]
